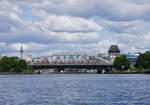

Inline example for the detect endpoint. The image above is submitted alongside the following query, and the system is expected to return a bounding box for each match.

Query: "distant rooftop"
[108,45,120,53]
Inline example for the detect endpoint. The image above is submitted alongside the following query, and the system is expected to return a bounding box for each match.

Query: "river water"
[0,74,150,105]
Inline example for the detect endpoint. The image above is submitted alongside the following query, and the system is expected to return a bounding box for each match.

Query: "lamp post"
[20,45,23,60]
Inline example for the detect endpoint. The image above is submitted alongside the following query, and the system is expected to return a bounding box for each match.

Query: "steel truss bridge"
[29,53,113,73]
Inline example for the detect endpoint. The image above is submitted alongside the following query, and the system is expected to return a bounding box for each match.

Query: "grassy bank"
[111,68,150,74]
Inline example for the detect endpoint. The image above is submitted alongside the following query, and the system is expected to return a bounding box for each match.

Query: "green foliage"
[111,70,125,74]
[136,51,150,69]
[113,55,131,70]
[0,56,32,73]
[130,67,144,73]
[23,66,34,74]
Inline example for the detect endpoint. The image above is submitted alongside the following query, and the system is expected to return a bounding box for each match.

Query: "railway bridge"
[28,53,113,73]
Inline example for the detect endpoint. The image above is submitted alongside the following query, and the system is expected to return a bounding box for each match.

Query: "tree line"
[0,56,33,74]
[113,51,150,72]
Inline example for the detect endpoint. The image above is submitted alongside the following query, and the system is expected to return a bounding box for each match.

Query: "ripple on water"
[0,74,150,105]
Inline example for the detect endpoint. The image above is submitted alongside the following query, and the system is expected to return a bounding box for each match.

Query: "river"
[0,74,150,105]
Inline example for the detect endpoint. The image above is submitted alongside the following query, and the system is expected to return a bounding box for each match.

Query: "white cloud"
[16,0,150,21]
[0,0,150,57]
[8,43,46,51]
[144,32,150,41]
[41,15,102,33]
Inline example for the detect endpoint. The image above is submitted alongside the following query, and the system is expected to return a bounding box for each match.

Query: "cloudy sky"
[0,0,150,57]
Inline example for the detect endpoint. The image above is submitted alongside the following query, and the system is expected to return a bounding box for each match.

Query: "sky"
[0,0,150,57]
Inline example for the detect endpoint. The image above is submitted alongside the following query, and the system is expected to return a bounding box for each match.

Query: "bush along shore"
[112,51,150,74]
[0,56,34,74]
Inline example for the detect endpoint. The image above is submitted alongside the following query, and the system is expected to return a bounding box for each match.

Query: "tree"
[113,55,131,70]
[0,56,28,73]
[136,51,150,69]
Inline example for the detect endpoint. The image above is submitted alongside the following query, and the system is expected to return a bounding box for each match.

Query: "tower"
[108,45,120,62]
[20,45,23,60]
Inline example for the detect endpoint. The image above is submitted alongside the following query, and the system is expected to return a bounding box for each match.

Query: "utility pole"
[20,45,23,60]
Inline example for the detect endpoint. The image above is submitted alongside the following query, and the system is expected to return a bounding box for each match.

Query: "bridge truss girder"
[30,54,112,65]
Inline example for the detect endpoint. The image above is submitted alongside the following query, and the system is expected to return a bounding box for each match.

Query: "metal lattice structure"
[30,53,112,66]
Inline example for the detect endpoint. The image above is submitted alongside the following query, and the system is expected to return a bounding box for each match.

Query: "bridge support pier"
[34,69,41,74]
[55,68,65,73]
[97,69,102,74]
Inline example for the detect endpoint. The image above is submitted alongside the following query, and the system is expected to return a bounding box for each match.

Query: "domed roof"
[108,45,120,53]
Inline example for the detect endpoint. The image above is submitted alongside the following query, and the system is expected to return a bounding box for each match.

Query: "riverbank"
[111,69,150,74]
[0,70,150,75]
